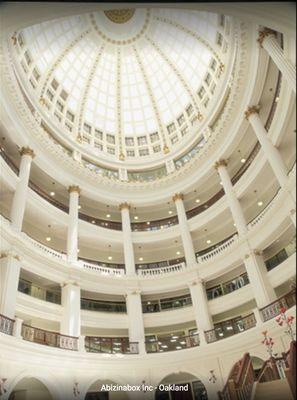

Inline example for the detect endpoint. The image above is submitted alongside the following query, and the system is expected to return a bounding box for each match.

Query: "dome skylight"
[12,8,232,163]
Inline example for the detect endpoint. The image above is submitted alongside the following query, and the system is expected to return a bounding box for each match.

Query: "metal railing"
[81,298,126,313]
[142,294,192,313]
[18,278,61,304]
[146,333,200,353]
[206,272,249,300]
[205,313,257,344]
[85,336,139,354]
[260,290,296,322]
[0,314,14,335]
[21,324,78,350]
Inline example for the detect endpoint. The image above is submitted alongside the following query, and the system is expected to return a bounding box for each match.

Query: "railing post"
[78,335,86,352]
[12,318,23,339]
[253,307,264,326]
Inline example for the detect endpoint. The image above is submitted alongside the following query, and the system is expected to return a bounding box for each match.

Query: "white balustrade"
[138,262,186,277]
[81,261,125,277]
[197,235,238,262]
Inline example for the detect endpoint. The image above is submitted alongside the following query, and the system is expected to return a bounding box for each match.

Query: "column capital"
[119,202,131,211]
[188,277,205,287]
[60,280,80,288]
[257,28,277,46]
[214,159,228,170]
[125,288,142,297]
[245,105,260,120]
[253,249,263,256]
[172,193,184,202]
[20,146,35,158]
[68,185,81,194]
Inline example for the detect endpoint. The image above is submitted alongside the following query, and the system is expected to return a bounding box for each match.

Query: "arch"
[155,371,208,400]
[83,378,130,400]
[6,371,62,400]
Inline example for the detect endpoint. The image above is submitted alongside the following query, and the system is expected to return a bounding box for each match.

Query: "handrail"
[259,290,296,322]
[21,324,78,350]
[85,336,139,354]
[205,313,257,344]
[146,333,200,353]
[0,314,15,335]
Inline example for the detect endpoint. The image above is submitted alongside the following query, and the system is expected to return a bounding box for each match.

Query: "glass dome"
[12,8,232,164]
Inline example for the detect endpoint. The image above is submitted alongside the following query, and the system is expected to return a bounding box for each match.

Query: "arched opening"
[155,372,208,400]
[251,356,265,379]
[84,379,129,400]
[8,377,53,400]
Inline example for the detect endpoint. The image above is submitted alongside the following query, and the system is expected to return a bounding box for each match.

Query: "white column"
[258,29,296,93]
[188,278,213,346]
[12,317,23,338]
[126,289,146,354]
[119,203,135,275]
[0,252,21,318]
[60,281,81,337]
[214,160,248,236]
[245,107,290,188]
[173,193,197,267]
[67,185,80,263]
[10,147,35,232]
[243,249,277,308]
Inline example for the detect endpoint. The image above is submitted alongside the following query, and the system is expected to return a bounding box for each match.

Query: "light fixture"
[146,221,150,225]
[134,216,138,220]
[108,256,112,260]
[206,239,212,244]
[176,251,181,255]
[170,339,177,342]
[78,205,81,209]
[195,199,200,203]
[106,214,111,218]
[219,181,223,185]
[168,210,173,215]
[275,96,279,103]
[91,220,96,224]
[77,249,80,253]
[241,158,246,163]
[46,224,51,242]
[139,257,143,261]
[254,189,263,207]
[50,191,55,196]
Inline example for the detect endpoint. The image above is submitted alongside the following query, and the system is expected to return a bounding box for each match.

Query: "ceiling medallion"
[104,9,135,24]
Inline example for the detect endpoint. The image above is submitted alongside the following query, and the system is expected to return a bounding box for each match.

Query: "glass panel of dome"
[94,142,102,150]
[107,147,115,155]
[127,150,135,157]
[153,145,161,153]
[137,136,147,146]
[139,148,149,156]
[177,114,185,126]
[125,137,134,146]
[46,90,54,101]
[150,132,159,143]
[106,134,115,144]
[66,111,74,122]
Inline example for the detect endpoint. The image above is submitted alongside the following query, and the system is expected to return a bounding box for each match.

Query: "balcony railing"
[85,336,139,354]
[142,294,192,313]
[206,272,249,300]
[205,313,257,343]
[0,314,14,335]
[18,278,61,304]
[259,290,296,322]
[21,324,78,350]
[265,236,296,272]
[138,262,186,277]
[81,298,126,313]
[146,333,200,353]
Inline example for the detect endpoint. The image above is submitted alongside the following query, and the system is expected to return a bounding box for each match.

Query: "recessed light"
[240,158,246,163]
[91,220,96,224]
[108,256,112,260]
[78,205,81,209]
[146,221,150,225]
[134,216,138,220]
[275,96,279,103]
[139,257,143,261]
[219,181,223,185]
[160,225,164,229]
[257,201,263,206]
[46,236,51,242]
[195,199,200,203]
[233,223,236,227]
[106,214,111,218]
[50,191,55,196]
[168,210,173,215]
[206,239,212,244]
[176,251,181,255]
[77,249,80,253]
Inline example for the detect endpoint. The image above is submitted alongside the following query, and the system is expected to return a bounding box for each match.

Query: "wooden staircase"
[254,379,293,400]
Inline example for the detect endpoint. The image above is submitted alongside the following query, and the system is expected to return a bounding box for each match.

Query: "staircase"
[254,379,293,400]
